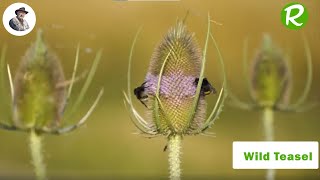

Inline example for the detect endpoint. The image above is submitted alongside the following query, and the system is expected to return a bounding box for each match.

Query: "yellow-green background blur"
[0,0,319,179]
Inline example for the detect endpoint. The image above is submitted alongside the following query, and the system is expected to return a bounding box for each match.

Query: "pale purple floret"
[144,71,197,98]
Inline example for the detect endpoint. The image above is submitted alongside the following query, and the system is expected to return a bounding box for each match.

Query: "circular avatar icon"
[2,3,36,36]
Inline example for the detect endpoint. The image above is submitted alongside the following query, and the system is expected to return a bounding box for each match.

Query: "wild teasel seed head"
[125,15,226,138]
[144,21,207,135]
[229,34,314,113]
[13,30,66,130]
[250,34,292,108]
[0,30,105,134]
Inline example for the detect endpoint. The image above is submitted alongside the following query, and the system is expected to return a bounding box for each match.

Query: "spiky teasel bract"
[0,30,104,180]
[0,30,104,134]
[124,15,226,180]
[229,34,315,112]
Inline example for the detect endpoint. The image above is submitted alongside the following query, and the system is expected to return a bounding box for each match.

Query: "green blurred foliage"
[0,0,319,179]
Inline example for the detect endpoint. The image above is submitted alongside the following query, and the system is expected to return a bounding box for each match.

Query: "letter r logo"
[281,3,308,30]
[285,4,304,26]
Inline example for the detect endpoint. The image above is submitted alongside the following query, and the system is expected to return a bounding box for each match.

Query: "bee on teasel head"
[0,30,104,134]
[229,34,314,112]
[124,18,226,138]
[135,22,216,136]
[124,15,226,180]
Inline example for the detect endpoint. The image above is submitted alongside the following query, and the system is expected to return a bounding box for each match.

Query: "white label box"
[233,141,319,169]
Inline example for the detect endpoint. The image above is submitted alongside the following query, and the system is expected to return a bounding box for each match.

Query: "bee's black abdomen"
[194,78,216,96]
[134,82,149,108]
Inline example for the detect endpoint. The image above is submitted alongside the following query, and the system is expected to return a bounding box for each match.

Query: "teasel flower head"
[124,16,227,137]
[229,34,315,112]
[145,21,209,135]
[0,30,104,134]
[250,34,292,109]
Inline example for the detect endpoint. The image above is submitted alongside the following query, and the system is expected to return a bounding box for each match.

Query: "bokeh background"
[0,0,319,179]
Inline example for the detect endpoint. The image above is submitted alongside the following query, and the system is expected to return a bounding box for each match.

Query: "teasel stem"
[168,135,182,180]
[263,108,274,141]
[262,108,275,180]
[29,130,47,180]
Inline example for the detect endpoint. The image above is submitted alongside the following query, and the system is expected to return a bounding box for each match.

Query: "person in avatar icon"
[9,7,30,31]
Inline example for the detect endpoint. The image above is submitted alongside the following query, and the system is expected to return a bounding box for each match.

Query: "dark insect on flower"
[134,81,149,108]
[0,30,104,134]
[124,19,226,137]
[194,78,216,96]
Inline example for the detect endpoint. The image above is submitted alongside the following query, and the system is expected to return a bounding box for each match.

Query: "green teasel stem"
[262,108,275,180]
[29,130,47,180]
[266,169,275,180]
[262,108,274,141]
[168,135,182,180]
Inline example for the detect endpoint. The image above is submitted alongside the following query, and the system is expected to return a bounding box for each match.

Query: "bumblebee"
[134,82,149,108]
[194,78,216,96]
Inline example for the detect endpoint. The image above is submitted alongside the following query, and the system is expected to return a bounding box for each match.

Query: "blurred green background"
[0,0,319,179]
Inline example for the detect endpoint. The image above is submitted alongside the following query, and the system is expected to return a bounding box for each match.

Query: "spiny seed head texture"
[145,22,206,135]
[13,31,66,130]
[250,34,292,108]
